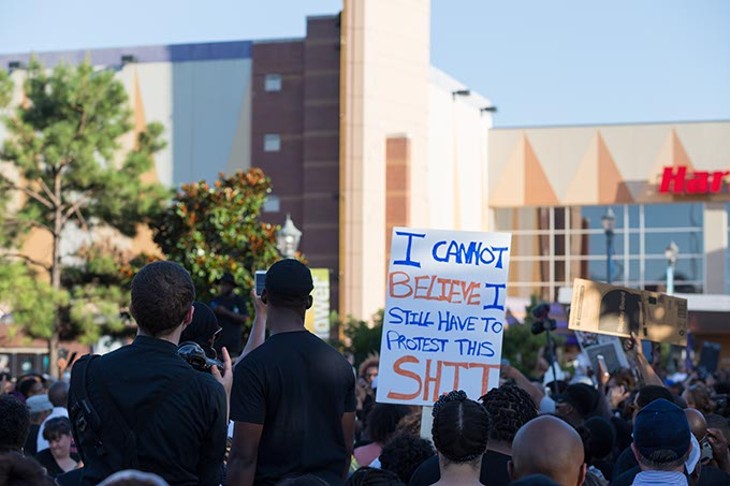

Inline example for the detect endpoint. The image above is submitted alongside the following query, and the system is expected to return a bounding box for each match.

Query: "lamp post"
[601,208,616,284]
[276,214,302,259]
[665,241,679,295]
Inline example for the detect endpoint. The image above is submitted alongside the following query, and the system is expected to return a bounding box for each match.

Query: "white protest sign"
[376,228,512,406]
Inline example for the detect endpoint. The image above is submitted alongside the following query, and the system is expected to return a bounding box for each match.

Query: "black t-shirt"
[210,294,248,354]
[408,450,511,486]
[231,330,356,485]
[35,449,65,478]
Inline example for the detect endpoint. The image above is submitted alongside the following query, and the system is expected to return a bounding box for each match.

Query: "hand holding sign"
[377,228,512,406]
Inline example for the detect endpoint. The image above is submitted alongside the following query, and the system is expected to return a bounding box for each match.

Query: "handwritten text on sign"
[376,228,512,406]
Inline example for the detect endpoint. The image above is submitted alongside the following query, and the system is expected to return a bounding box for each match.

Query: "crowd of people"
[1,258,730,486]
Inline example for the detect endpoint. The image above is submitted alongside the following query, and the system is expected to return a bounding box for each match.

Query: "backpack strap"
[69,354,105,459]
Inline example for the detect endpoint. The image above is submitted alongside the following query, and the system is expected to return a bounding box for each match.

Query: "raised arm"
[238,290,267,364]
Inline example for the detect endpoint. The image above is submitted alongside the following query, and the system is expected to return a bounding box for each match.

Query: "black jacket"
[68,336,227,486]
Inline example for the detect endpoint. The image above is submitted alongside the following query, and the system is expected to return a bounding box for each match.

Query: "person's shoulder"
[408,454,439,486]
[192,369,224,392]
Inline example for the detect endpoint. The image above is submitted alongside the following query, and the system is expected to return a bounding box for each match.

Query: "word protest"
[377,228,512,406]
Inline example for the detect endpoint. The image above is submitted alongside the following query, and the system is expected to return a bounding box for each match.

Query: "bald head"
[685,408,707,441]
[509,416,587,486]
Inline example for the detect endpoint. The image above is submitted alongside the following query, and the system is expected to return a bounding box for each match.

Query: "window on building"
[264,74,282,92]
[263,195,280,213]
[264,134,281,152]
[495,203,706,300]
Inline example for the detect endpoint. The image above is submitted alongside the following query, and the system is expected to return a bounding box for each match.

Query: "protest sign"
[568,278,688,346]
[574,331,629,375]
[305,268,331,340]
[376,228,512,406]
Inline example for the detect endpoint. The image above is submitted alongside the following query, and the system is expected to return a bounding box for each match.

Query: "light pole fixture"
[665,241,679,294]
[276,213,302,259]
[601,207,616,284]
[451,89,471,99]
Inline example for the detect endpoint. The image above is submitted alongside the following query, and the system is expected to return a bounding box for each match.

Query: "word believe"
[659,166,730,195]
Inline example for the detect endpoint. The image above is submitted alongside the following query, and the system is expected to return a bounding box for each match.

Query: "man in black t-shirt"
[227,259,356,486]
[210,272,248,356]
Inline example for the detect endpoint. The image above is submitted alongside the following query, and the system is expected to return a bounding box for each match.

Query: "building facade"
[2,0,729,370]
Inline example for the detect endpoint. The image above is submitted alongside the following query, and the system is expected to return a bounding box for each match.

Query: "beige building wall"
[340,0,431,319]
[427,68,492,232]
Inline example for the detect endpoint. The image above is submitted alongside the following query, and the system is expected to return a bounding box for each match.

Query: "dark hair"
[366,404,411,443]
[48,381,69,408]
[584,416,616,459]
[480,383,537,443]
[17,377,41,398]
[42,416,72,441]
[636,385,674,409]
[379,434,435,483]
[0,395,30,453]
[0,452,56,486]
[180,302,221,349]
[636,448,690,471]
[277,475,330,486]
[432,390,489,464]
[345,467,404,486]
[130,261,195,336]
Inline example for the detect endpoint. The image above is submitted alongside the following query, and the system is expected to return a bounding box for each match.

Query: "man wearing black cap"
[630,398,692,485]
[227,259,356,486]
[210,272,248,356]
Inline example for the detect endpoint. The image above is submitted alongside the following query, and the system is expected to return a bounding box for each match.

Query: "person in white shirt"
[37,381,69,452]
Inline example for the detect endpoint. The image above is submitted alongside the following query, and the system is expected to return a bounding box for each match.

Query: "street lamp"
[276,214,302,259]
[665,241,679,294]
[601,207,616,284]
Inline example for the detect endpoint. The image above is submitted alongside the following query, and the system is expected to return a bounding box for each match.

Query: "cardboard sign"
[304,268,331,340]
[376,228,512,406]
[568,278,688,346]
[574,331,629,375]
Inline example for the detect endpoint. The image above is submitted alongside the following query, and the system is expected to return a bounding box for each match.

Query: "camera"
[178,341,224,373]
[531,303,557,335]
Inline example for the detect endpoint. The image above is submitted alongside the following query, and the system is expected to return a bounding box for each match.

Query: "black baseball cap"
[265,259,313,297]
[553,383,600,417]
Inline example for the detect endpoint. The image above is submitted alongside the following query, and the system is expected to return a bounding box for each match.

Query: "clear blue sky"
[1,0,728,127]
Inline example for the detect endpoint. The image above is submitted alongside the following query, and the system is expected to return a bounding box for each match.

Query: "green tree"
[151,168,282,304]
[338,310,384,367]
[502,296,565,376]
[0,59,169,372]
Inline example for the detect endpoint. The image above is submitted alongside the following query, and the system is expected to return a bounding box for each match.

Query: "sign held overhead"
[377,228,512,406]
[568,278,688,346]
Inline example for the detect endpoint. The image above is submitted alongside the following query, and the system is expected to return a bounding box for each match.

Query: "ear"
[306,295,313,309]
[577,462,587,486]
[507,460,515,480]
[261,289,268,305]
[182,305,194,327]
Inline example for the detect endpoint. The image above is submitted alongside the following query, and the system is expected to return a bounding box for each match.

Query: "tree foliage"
[502,296,565,377]
[336,310,384,368]
[151,168,282,303]
[0,58,169,366]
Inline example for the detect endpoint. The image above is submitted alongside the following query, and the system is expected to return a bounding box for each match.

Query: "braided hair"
[480,383,537,444]
[431,390,489,464]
